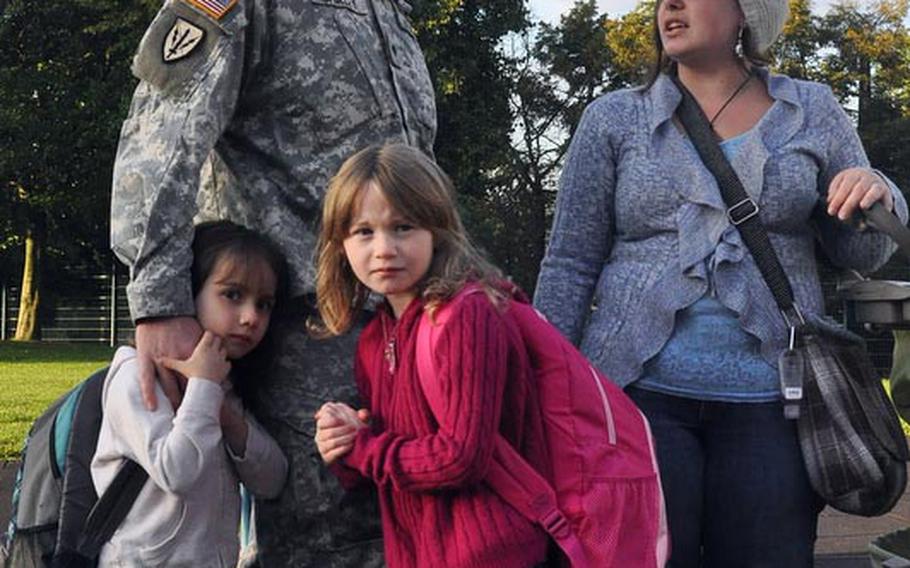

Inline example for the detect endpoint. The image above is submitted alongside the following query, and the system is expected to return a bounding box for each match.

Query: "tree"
[816,0,910,128]
[410,0,539,286]
[412,0,529,200]
[0,0,155,339]
[806,1,910,198]
[604,1,655,89]
[775,0,822,80]
[481,0,614,290]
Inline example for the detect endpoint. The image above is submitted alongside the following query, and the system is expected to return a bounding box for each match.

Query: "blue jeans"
[626,386,824,568]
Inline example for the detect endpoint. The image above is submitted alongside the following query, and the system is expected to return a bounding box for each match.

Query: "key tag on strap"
[778,325,805,420]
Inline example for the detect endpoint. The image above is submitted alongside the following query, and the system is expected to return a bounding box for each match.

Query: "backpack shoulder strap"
[415,288,590,567]
[76,358,148,561]
[54,358,149,564]
[415,285,483,416]
[55,366,109,559]
[74,459,148,560]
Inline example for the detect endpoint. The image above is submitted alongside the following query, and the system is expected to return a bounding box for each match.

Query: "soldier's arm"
[111,0,252,409]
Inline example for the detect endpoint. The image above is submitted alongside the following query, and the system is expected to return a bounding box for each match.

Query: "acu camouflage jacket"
[111,0,437,321]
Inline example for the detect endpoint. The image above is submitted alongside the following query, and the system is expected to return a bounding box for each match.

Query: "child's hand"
[158,331,231,385]
[314,402,368,465]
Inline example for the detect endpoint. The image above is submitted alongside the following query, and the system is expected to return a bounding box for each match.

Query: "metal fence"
[1,271,134,345]
[2,258,910,376]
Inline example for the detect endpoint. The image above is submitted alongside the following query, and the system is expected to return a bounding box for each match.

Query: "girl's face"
[658,0,742,65]
[343,182,434,318]
[195,254,277,360]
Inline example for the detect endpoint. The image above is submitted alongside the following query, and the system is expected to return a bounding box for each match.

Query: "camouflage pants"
[253,304,384,567]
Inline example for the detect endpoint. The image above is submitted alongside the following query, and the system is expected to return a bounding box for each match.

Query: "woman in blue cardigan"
[534,0,907,566]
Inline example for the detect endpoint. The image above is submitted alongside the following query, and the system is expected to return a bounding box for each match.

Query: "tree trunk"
[13,229,41,341]
[858,56,872,132]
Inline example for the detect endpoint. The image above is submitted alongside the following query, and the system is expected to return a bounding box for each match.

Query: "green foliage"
[476,0,617,290]
[604,1,655,89]
[0,0,156,270]
[536,0,615,131]
[817,0,910,126]
[411,0,542,287]
[0,0,155,335]
[0,342,114,459]
[413,0,528,200]
[775,0,820,80]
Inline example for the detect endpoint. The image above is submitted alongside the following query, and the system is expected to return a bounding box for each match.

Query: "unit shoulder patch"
[163,18,206,63]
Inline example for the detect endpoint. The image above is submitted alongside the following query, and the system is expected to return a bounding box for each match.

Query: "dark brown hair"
[191,220,289,406]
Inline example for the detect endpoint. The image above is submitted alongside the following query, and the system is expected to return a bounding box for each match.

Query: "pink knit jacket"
[336,291,550,568]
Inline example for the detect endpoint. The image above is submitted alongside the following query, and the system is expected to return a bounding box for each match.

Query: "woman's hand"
[827,167,894,221]
[157,331,231,385]
[314,402,369,465]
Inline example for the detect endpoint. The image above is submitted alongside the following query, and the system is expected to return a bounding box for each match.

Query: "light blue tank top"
[636,132,779,402]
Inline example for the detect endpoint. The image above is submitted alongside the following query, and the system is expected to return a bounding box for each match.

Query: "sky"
[528,0,865,24]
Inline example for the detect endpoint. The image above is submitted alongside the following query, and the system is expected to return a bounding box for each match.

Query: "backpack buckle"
[727,198,759,226]
[541,510,570,539]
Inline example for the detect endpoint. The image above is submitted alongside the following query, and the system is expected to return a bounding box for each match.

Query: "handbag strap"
[671,73,801,322]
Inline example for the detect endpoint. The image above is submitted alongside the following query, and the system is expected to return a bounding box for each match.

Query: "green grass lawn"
[0,342,114,460]
[0,341,908,461]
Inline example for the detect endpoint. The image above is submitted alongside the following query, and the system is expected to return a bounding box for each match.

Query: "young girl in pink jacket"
[313,144,551,568]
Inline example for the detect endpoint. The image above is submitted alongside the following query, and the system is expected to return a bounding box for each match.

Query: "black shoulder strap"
[75,460,148,560]
[51,460,148,568]
[671,73,798,315]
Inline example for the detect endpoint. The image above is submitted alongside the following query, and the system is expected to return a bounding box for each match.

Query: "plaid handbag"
[672,72,910,517]
[797,328,908,515]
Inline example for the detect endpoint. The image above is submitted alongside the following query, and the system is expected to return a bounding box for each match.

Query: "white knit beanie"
[737,0,790,53]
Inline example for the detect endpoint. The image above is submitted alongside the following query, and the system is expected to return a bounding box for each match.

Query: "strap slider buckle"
[728,198,760,226]
[541,510,570,539]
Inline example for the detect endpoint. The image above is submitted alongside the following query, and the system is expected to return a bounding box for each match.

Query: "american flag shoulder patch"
[184,0,237,20]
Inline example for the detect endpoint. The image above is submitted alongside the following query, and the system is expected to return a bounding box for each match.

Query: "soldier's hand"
[135,316,203,411]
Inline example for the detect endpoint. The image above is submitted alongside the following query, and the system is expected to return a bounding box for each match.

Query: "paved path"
[817,498,910,555]
[815,481,910,567]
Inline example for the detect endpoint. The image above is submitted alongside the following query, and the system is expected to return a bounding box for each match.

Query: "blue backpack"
[0,366,147,568]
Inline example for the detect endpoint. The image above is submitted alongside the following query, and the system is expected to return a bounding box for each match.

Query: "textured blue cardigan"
[533,70,909,388]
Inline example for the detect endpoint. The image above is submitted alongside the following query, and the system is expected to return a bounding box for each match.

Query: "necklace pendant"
[709,70,754,129]
[384,337,397,374]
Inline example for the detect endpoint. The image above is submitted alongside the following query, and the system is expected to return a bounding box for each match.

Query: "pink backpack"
[416,286,669,567]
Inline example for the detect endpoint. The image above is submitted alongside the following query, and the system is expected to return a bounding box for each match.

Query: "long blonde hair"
[315,144,504,336]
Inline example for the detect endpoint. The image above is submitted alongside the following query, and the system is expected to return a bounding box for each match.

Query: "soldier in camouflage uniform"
[109,0,436,565]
